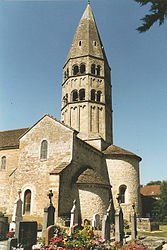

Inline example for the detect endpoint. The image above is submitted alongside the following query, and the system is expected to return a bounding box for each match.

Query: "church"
[0,2,142,224]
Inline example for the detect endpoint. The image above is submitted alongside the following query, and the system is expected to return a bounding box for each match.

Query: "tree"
[134,0,167,32]
[146,180,161,186]
[152,181,167,224]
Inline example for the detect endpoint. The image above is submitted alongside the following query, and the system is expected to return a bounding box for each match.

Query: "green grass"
[138,225,167,238]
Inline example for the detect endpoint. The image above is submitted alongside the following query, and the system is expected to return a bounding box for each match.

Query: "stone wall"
[0,148,19,213]
[106,155,142,220]
[7,115,73,216]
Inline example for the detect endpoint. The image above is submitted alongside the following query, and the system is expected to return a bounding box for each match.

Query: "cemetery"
[0,189,166,250]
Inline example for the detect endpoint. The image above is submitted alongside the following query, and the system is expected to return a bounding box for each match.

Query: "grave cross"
[116,193,121,207]
[47,190,53,205]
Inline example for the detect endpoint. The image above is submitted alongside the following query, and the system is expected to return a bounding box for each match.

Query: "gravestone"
[7,238,17,250]
[42,190,55,238]
[92,214,100,230]
[10,189,23,232]
[0,213,9,240]
[102,201,112,241]
[69,200,76,235]
[45,224,60,246]
[131,203,137,240]
[18,221,37,250]
[115,194,124,245]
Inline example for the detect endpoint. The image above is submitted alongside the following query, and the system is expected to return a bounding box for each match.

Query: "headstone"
[92,214,100,230]
[10,189,23,232]
[45,224,60,246]
[0,213,9,240]
[18,221,37,250]
[69,200,76,235]
[7,238,17,250]
[42,190,55,238]
[115,194,124,245]
[102,201,112,241]
[131,203,137,240]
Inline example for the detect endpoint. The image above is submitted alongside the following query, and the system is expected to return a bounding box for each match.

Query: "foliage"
[152,181,167,224]
[146,180,161,186]
[134,0,167,32]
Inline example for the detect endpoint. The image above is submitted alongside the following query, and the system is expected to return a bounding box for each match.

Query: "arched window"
[97,65,101,76]
[91,89,96,101]
[119,185,127,203]
[73,65,79,75]
[72,90,78,101]
[40,140,48,159]
[91,64,96,74]
[79,89,85,100]
[64,71,67,79]
[80,64,86,74]
[66,93,68,104]
[79,41,82,46]
[97,91,102,102]
[1,156,6,170]
[67,68,69,77]
[23,189,31,214]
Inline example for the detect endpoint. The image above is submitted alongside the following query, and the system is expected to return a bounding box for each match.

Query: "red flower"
[73,234,77,238]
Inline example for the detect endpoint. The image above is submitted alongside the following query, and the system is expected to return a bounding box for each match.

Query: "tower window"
[23,189,31,214]
[97,91,102,102]
[91,64,96,75]
[66,93,68,103]
[67,68,69,77]
[91,89,96,101]
[1,156,6,170]
[80,64,86,74]
[79,89,85,100]
[119,185,127,203]
[93,41,97,46]
[79,41,82,46]
[72,90,78,101]
[73,65,79,75]
[97,65,101,76]
[40,140,48,160]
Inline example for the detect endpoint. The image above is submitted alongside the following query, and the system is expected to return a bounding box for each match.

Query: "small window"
[119,185,127,204]
[91,89,96,101]
[97,91,101,102]
[72,90,78,101]
[93,41,97,46]
[80,64,86,74]
[79,89,85,100]
[97,65,101,76]
[40,140,48,159]
[66,93,68,104]
[79,41,82,46]
[23,189,31,214]
[64,71,67,79]
[91,64,96,75]
[1,156,6,170]
[67,68,69,77]
[73,65,79,75]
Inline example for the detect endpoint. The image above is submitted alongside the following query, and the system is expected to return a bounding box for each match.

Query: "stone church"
[0,3,142,223]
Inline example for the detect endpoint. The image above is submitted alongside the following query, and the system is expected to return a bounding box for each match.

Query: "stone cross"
[115,206,124,245]
[10,189,23,232]
[47,190,53,205]
[102,201,112,241]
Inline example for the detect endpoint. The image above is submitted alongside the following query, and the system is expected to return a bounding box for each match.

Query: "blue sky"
[0,0,167,185]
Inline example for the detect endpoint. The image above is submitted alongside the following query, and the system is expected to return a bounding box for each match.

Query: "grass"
[138,225,167,238]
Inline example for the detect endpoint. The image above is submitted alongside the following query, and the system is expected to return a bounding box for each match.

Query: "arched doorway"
[23,189,31,214]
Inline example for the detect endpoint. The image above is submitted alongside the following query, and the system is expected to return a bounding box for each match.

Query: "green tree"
[153,181,167,224]
[146,180,162,186]
[134,0,167,32]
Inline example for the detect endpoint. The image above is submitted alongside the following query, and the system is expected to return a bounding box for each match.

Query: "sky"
[0,0,167,185]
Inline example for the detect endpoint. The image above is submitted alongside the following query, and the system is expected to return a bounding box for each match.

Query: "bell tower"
[61,3,113,150]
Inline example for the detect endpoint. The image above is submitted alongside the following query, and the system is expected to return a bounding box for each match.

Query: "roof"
[76,168,111,187]
[50,162,71,175]
[140,185,161,197]
[103,145,142,161]
[66,3,108,65]
[0,128,29,150]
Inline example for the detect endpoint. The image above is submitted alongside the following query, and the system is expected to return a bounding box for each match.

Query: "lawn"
[138,225,167,238]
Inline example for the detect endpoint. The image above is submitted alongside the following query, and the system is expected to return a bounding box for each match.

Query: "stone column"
[131,203,137,240]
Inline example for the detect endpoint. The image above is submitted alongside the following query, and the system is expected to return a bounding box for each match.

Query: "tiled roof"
[50,162,71,174]
[76,168,110,187]
[0,128,29,150]
[140,185,161,197]
[103,145,141,161]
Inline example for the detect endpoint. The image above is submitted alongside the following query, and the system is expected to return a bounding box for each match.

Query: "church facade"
[0,3,142,223]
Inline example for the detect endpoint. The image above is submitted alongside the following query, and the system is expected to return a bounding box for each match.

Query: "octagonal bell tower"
[61,3,113,150]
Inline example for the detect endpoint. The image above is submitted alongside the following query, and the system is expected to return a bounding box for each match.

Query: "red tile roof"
[140,185,161,197]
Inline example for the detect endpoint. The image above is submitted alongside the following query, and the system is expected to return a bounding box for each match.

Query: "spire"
[66,4,108,64]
